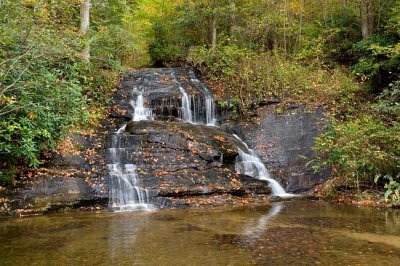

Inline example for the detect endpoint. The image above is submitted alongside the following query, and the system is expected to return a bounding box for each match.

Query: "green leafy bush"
[312,116,400,202]
[0,1,131,183]
[373,81,400,118]
[0,42,89,168]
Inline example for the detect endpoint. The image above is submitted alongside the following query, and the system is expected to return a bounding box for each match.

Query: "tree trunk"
[80,0,90,61]
[211,14,217,52]
[228,1,236,38]
[360,0,374,39]
[297,0,304,48]
[283,0,288,54]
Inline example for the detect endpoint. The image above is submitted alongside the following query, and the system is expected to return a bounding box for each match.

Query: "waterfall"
[132,93,153,121]
[177,86,193,123]
[108,69,292,212]
[173,71,216,126]
[107,94,154,211]
[188,71,216,126]
[233,134,294,198]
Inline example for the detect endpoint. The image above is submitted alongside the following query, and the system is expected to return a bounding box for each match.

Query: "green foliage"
[373,81,400,118]
[1,1,87,167]
[352,34,400,90]
[189,44,359,112]
[312,116,400,201]
[0,0,134,180]
[383,174,400,205]
[0,167,18,186]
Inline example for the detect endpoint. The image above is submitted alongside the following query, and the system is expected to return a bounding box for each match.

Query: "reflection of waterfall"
[107,213,151,265]
[233,134,294,198]
[243,202,283,238]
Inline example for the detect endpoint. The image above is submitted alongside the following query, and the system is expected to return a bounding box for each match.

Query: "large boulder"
[227,106,329,192]
[105,121,271,203]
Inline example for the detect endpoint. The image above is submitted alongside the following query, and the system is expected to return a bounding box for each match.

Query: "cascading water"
[107,91,154,211]
[108,160,152,212]
[109,68,292,212]
[188,71,216,126]
[233,134,294,198]
[177,86,193,123]
[172,71,216,125]
[205,97,216,126]
[132,92,153,121]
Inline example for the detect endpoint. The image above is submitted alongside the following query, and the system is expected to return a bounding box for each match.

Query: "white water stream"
[188,72,216,126]
[132,93,153,121]
[177,86,193,123]
[108,69,292,212]
[173,72,216,126]
[233,134,294,198]
[107,90,154,211]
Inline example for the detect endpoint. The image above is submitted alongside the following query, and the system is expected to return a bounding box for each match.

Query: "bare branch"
[0,44,35,87]
[0,64,31,95]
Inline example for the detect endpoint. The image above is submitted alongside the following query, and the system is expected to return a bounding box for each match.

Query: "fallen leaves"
[155,171,172,177]
[213,135,226,142]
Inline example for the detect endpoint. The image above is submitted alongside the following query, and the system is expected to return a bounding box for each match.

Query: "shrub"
[188,45,359,112]
[312,115,400,201]
[0,1,126,183]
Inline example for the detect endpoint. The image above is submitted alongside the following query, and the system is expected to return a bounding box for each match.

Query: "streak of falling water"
[177,86,193,123]
[132,93,153,122]
[189,70,216,126]
[172,71,216,125]
[107,117,154,211]
[233,134,295,198]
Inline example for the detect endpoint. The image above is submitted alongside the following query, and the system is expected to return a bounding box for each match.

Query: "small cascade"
[116,124,126,134]
[108,163,153,212]
[132,93,153,121]
[107,117,154,212]
[205,97,216,126]
[233,135,294,198]
[188,71,216,126]
[177,86,193,123]
[172,71,216,125]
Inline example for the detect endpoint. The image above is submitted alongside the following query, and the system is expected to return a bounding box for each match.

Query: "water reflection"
[243,202,283,239]
[107,213,152,265]
[1,202,400,265]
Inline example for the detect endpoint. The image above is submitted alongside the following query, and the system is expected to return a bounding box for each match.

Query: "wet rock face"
[115,68,220,124]
[0,130,109,215]
[106,121,270,202]
[1,170,108,215]
[228,106,329,192]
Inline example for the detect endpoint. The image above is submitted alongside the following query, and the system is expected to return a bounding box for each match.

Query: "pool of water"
[0,201,399,265]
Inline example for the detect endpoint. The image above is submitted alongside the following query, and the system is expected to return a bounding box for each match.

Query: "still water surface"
[0,201,399,265]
